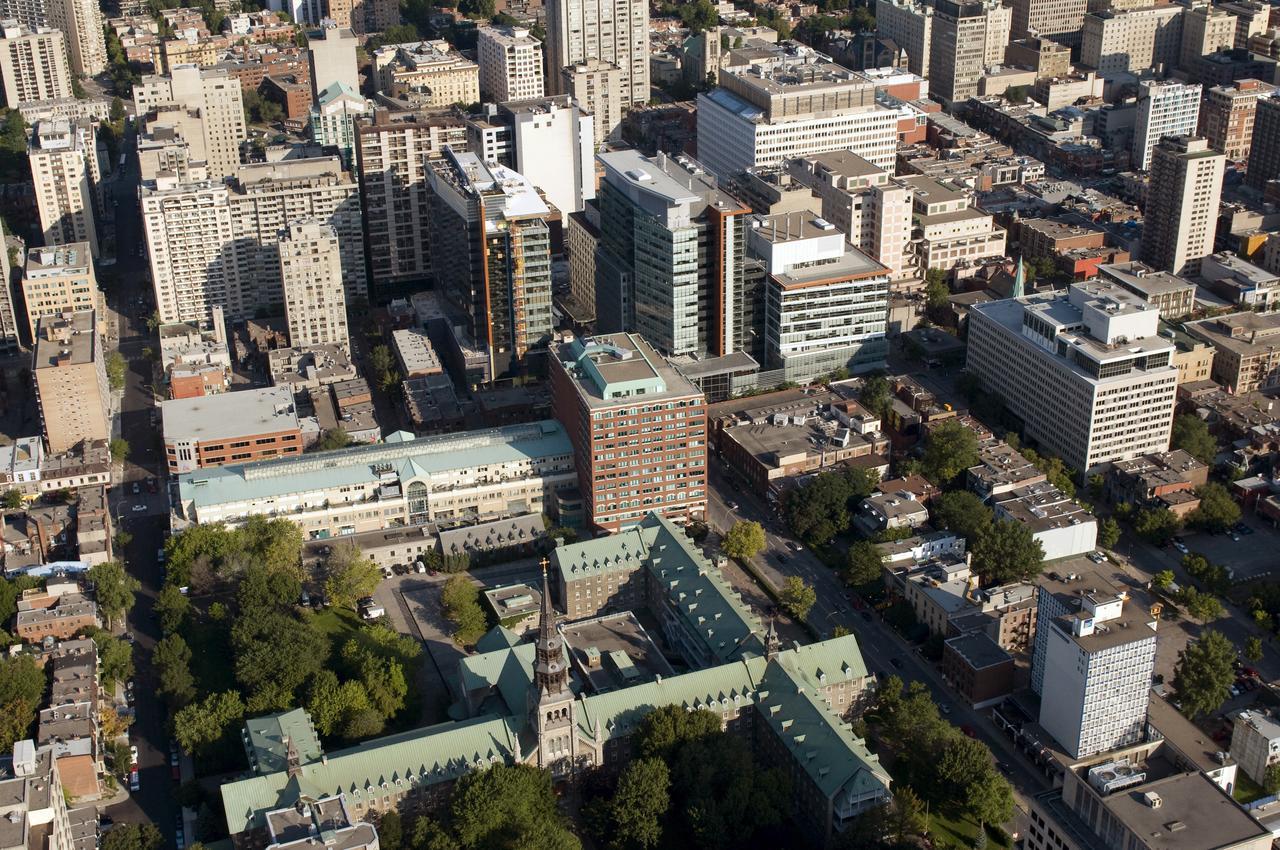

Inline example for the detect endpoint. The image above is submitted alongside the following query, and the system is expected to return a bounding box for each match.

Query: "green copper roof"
[243,709,322,776]
[221,714,521,834]
[474,624,523,654]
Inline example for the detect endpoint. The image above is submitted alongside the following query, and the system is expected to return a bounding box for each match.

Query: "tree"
[154,582,190,634]
[1170,414,1217,464]
[441,575,487,646]
[1020,447,1076,499]
[1179,586,1224,622]
[242,515,305,578]
[232,610,328,709]
[779,576,817,621]
[408,815,460,850]
[920,420,980,486]
[102,824,164,850]
[370,344,394,376]
[154,634,196,707]
[316,428,352,451]
[1133,507,1181,546]
[784,468,875,544]
[106,351,126,391]
[306,669,373,738]
[88,560,140,628]
[930,490,993,542]
[1152,569,1175,591]
[722,520,765,561]
[342,641,408,719]
[1188,482,1241,533]
[1172,630,1236,719]
[609,758,670,850]
[634,705,723,761]
[845,540,886,587]
[0,655,45,753]
[971,520,1044,584]
[1245,636,1264,663]
[888,787,926,843]
[665,729,790,849]
[1266,762,1280,795]
[1098,517,1121,549]
[451,764,580,850]
[93,631,134,689]
[380,811,404,850]
[859,372,891,417]
[1,489,21,509]
[110,438,131,463]
[1004,84,1028,103]
[679,0,719,32]
[173,690,246,755]
[323,541,382,610]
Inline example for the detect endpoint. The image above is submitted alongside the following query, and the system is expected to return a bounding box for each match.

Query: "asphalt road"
[98,132,180,842]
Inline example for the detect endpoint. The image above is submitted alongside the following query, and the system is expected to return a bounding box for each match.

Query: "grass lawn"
[310,606,365,643]
[928,810,1012,850]
[1234,771,1271,804]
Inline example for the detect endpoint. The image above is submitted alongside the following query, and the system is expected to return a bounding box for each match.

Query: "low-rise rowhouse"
[14,586,99,642]
[1106,450,1208,517]
[174,422,577,540]
[857,489,929,533]
[993,482,1097,561]
[38,638,100,800]
[1185,311,1280,394]
[162,386,303,474]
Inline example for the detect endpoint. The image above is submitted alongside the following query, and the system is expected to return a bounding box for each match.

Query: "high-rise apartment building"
[1219,0,1270,49]
[307,23,358,99]
[1011,0,1087,47]
[545,0,648,104]
[595,150,753,358]
[1180,3,1236,76]
[1246,90,1280,189]
[787,151,914,281]
[428,149,554,379]
[1080,5,1183,75]
[354,108,468,295]
[749,211,890,383]
[562,59,624,144]
[696,51,897,178]
[477,25,544,102]
[499,96,594,215]
[142,157,366,324]
[133,65,247,179]
[0,21,70,104]
[279,220,349,350]
[44,0,103,76]
[1133,79,1201,170]
[566,203,600,323]
[1038,593,1157,758]
[28,119,98,258]
[549,331,707,533]
[1200,78,1272,160]
[0,234,21,354]
[875,0,932,78]
[309,81,368,170]
[928,0,1012,106]
[21,242,100,342]
[1143,136,1224,277]
[966,282,1179,474]
[31,310,109,453]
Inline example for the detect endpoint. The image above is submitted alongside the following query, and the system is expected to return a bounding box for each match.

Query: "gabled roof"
[222,714,520,834]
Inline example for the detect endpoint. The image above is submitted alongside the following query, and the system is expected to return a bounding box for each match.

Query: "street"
[97,131,180,842]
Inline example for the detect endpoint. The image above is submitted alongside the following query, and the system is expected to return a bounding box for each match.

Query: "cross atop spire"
[533,556,569,697]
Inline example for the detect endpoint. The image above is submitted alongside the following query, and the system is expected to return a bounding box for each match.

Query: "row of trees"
[783,466,880,545]
[1128,481,1242,545]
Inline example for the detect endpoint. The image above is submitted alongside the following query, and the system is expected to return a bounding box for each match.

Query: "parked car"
[129,769,139,792]
[1173,541,1188,554]
[131,504,147,513]
[128,745,138,766]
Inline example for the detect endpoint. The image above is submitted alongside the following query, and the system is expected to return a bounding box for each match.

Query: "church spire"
[1011,255,1026,299]
[533,558,569,697]
[764,615,780,660]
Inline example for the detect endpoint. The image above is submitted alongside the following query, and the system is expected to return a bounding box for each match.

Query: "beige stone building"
[1181,3,1237,74]
[28,119,99,259]
[1012,0,1086,47]
[545,0,649,104]
[561,58,624,144]
[21,243,100,343]
[0,22,71,104]
[279,220,348,350]
[32,310,109,453]
[477,25,544,103]
[1081,5,1183,75]
[1142,136,1224,277]
[46,0,105,76]
[1185,311,1280,394]
[133,65,247,180]
[1200,78,1273,161]
[372,40,478,108]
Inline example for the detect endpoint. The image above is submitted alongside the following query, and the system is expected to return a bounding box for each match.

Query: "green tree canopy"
[0,655,45,753]
[1172,630,1236,719]
[971,519,1044,584]
[154,582,191,634]
[173,690,246,755]
[105,351,126,391]
[634,705,723,761]
[1133,507,1181,545]
[679,0,719,31]
[1098,517,1121,549]
[1170,414,1217,464]
[154,633,196,707]
[930,490,993,542]
[1188,482,1241,533]
[1245,636,1264,663]
[441,575,487,646]
[920,421,980,486]
[779,576,817,621]
[845,539,886,586]
[324,541,382,610]
[722,520,766,561]
[783,467,878,544]
[88,560,140,628]
[1152,569,1175,591]
[101,824,164,850]
[316,428,352,452]
[232,609,328,710]
[2,490,22,509]
[451,764,580,850]
[92,630,134,689]
[609,757,670,850]
[306,669,374,739]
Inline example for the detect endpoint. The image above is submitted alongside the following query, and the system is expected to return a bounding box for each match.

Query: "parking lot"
[1177,517,1280,582]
